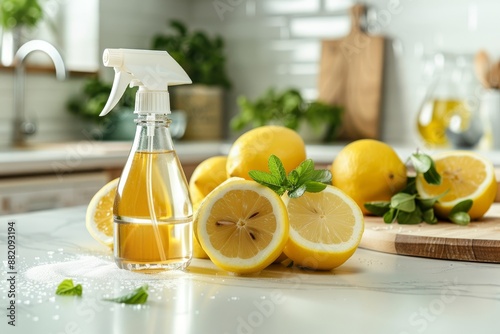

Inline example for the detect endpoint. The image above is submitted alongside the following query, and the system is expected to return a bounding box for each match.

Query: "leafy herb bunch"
[364,152,473,226]
[231,88,343,142]
[151,20,231,88]
[0,0,43,29]
[249,155,332,198]
[67,77,137,123]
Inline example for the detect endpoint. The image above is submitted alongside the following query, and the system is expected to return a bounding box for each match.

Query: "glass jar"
[416,53,482,148]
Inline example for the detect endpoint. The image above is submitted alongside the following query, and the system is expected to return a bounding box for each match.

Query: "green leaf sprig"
[249,155,332,198]
[103,285,149,305]
[56,279,83,297]
[364,152,473,225]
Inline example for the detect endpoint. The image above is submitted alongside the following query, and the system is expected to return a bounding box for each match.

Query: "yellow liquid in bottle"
[114,150,192,272]
[417,99,470,146]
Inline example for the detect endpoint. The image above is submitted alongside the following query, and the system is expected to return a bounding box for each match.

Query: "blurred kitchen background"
[1,0,500,213]
[1,0,499,146]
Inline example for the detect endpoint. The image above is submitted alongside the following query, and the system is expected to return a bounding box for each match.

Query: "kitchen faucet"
[13,40,66,146]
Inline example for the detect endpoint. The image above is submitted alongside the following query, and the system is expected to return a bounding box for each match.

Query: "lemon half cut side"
[86,178,119,248]
[282,185,364,270]
[194,179,289,274]
[416,151,497,220]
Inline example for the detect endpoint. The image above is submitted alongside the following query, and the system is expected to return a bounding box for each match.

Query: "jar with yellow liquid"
[416,53,482,147]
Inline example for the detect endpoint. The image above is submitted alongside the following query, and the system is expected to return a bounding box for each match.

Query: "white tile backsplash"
[190,0,500,145]
[2,0,500,147]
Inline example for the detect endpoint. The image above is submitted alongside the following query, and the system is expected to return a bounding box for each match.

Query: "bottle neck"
[132,114,175,152]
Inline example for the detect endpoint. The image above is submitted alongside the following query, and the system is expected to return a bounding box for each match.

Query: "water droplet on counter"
[32,316,39,322]
[24,300,30,305]
[209,295,216,300]
[52,315,60,321]
[229,296,239,301]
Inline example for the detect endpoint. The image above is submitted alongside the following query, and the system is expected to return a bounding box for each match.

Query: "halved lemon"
[189,156,228,259]
[416,151,497,220]
[85,178,118,248]
[282,185,364,270]
[194,179,289,274]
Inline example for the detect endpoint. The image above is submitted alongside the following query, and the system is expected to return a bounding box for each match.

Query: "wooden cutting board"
[318,4,385,140]
[360,203,500,263]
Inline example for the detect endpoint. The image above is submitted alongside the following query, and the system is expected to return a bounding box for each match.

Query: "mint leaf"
[304,181,327,193]
[104,285,149,305]
[449,212,470,226]
[417,191,448,210]
[248,170,281,187]
[268,155,287,184]
[364,201,391,216]
[423,161,441,185]
[250,156,332,198]
[295,159,315,184]
[422,208,438,224]
[401,176,416,194]
[391,193,416,213]
[56,279,82,297]
[288,184,307,198]
[411,153,441,185]
[447,199,472,225]
[397,206,422,225]
[310,170,332,184]
[287,170,299,186]
[449,199,473,215]
[383,208,396,224]
[410,153,432,174]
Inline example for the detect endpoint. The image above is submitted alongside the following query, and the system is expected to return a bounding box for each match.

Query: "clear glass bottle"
[113,114,192,272]
[416,53,480,147]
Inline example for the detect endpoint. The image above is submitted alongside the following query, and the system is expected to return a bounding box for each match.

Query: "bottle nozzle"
[99,48,192,117]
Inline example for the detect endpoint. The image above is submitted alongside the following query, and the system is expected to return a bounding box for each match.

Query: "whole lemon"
[189,156,228,259]
[227,126,306,179]
[189,156,228,210]
[331,139,407,214]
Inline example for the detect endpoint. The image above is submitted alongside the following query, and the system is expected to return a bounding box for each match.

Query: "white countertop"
[3,140,500,177]
[0,141,226,176]
[1,206,499,333]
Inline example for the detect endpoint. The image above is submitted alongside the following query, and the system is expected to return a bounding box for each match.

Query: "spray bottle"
[100,48,193,272]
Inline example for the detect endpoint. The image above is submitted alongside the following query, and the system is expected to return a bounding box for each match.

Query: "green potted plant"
[151,20,231,140]
[67,77,138,140]
[0,0,43,29]
[0,0,43,66]
[231,88,343,143]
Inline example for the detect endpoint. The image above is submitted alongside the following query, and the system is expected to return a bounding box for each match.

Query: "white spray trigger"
[99,48,192,117]
[100,70,134,116]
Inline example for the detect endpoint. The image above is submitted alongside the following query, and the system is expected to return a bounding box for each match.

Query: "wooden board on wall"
[318,4,385,140]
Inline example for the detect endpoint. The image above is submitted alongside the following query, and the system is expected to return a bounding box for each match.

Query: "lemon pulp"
[283,185,364,270]
[195,179,288,274]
